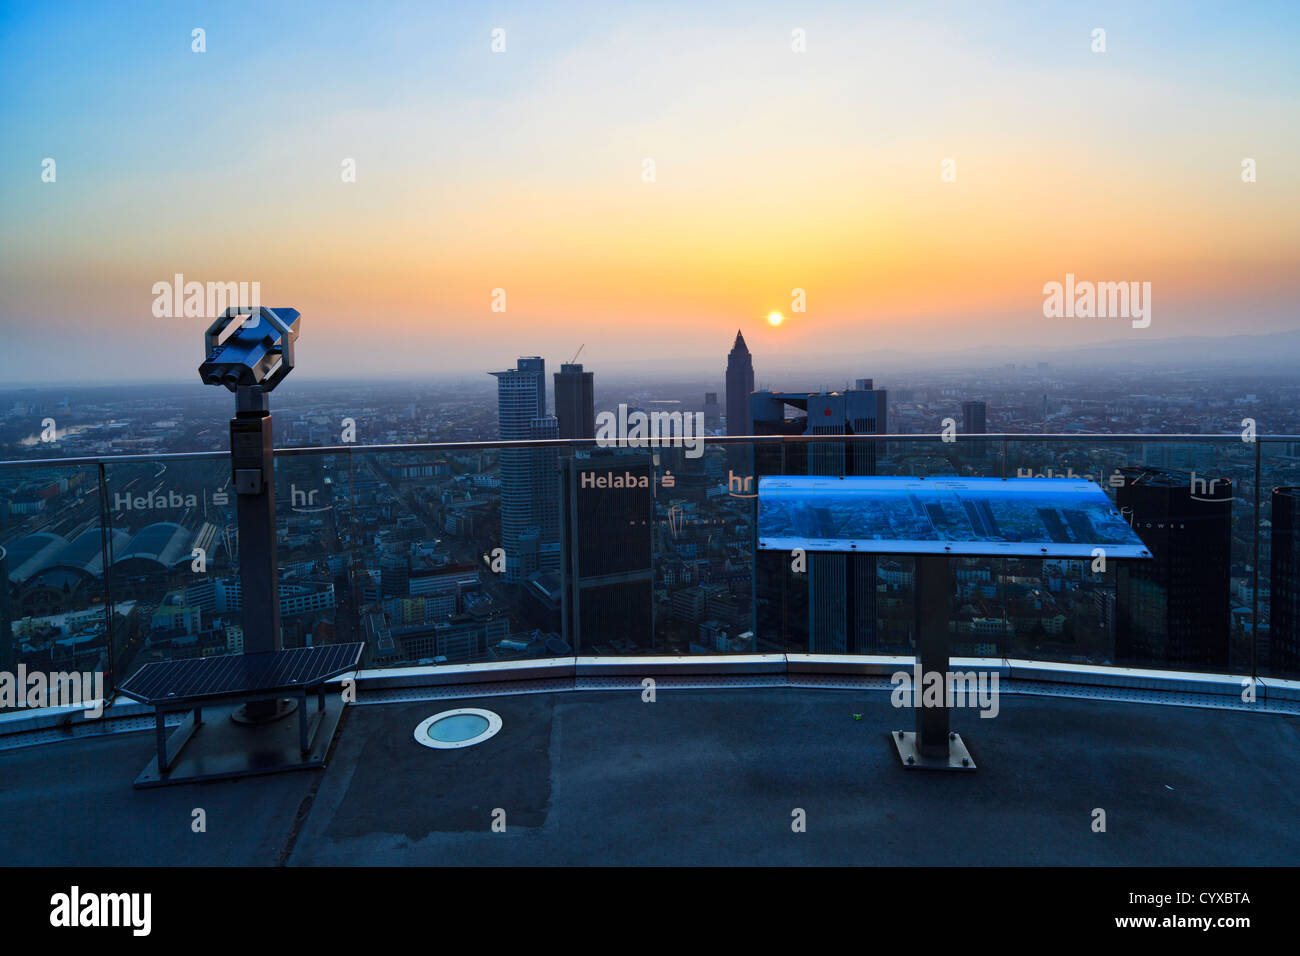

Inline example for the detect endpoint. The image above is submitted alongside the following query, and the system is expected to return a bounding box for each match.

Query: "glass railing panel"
[345,440,764,664]
[1205,437,1262,678]
[1259,438,1300,680]
[648,440,758,655]
[273,449,352,653]
[0,462,109,710]
[348,444,535,667]
[0,435,1271,685]
[101,454,233,683]
[757,437,950,657]
[1000,436,1254,675]
[876,438,992,657]
[751,435,1255,674]
[875,434,1003,480]
[999,437,1144,668]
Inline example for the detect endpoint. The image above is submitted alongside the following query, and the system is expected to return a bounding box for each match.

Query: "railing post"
[1252,438,1260,682]
[97,462,117,701]
[348,445,360,642]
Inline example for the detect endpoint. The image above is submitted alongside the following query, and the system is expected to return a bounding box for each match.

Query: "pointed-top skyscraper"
[725,330,755,436]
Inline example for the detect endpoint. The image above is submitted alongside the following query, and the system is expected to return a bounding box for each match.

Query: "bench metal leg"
[298,690,328,754]
[298,694,310,753]
[155,709,168,770]
[156,708,204,773]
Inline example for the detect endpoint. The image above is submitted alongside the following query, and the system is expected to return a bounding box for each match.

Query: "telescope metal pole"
[231,385,283,721]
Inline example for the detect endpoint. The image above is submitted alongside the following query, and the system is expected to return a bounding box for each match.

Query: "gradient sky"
[1,0,1298,383]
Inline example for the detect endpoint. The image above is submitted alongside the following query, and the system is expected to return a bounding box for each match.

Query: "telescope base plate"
[133,696,346,789]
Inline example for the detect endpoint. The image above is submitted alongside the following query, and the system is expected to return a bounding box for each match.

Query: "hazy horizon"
[3,324,1300,389]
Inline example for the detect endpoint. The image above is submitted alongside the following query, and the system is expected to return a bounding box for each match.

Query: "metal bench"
[120,643,364,773]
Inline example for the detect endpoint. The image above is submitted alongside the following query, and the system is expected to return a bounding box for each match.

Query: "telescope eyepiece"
[197,307,300,393]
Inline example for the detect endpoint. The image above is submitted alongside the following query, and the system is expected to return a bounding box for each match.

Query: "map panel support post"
[893,554,976,771]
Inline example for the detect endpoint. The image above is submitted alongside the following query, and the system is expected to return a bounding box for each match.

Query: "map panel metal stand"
[757,475,1153,774]
[892,555,975,771]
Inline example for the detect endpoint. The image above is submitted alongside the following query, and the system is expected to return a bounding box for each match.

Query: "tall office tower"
[0,546,12,674]
[703,392,720,427]
[750,381,888,654]
[1270,487,1300,675]
[1115,466,1232,669]
[750,383,888,480]
[559,452,654,653]
[519,356,547,416]
[491,357,547,439]
[528,414,562,573]
[725,331,755,436]
[490,358,560,583]
[962,400,988,459]
[554,363,595,440]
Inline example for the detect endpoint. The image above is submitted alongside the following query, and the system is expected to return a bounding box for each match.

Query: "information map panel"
[757,476,1152,558]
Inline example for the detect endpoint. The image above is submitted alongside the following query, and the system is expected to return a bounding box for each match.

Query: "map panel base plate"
[892,731,976,772]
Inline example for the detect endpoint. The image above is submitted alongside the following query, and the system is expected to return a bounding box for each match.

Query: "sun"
[767,311,784,326]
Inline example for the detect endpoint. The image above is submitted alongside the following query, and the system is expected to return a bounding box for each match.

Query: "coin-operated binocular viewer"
[199,306,300,721]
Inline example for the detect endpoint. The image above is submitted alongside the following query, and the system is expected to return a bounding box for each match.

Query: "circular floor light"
[414,708,502,750]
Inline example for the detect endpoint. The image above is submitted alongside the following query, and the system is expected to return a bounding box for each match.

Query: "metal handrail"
[0,431,1289,469]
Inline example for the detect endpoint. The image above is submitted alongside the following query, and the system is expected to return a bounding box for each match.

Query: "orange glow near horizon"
[2,3,1298,381]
